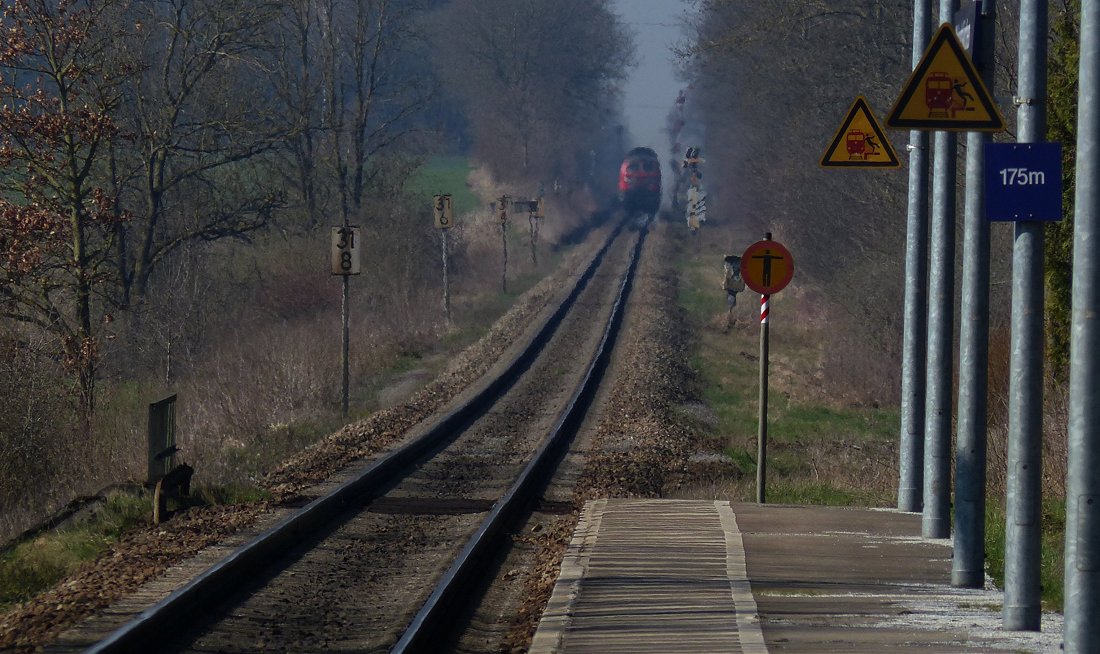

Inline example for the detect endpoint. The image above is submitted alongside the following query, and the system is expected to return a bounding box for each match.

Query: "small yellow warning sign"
[886,23,1004,132]
[821,96,900,168]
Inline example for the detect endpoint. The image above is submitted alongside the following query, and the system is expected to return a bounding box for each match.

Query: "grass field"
[674,225,898,506]
[405,156,481,216]
[0,492,149,610]
[984,499,1066,611]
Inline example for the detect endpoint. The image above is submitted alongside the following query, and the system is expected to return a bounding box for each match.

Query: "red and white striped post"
[757,292,770,504]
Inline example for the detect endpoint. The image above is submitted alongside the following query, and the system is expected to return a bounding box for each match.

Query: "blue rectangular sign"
[953,1,980,56]
[985,142,1063,222]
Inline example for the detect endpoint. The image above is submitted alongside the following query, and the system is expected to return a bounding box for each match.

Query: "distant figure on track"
[723,255,745,331]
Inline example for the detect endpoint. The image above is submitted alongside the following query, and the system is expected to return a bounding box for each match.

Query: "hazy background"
[614,0,685,155]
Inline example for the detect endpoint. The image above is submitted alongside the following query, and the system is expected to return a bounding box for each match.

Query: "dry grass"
[0,169,601,545]
[985,324,1069,502]
[0,334,143,543]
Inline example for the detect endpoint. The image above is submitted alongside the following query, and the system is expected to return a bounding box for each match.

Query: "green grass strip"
[0,486,268,611]
[984,499,1065,611]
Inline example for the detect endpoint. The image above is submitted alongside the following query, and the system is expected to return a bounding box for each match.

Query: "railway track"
[83,215,649,654]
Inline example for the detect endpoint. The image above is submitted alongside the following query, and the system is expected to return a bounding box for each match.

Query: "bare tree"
[110,0,288,305]
[680,0,912,272]
[431,0,633,182]
[0,0,130,421]
[272,0,435,228]
[679,0,922,398]
[270,0,325,226]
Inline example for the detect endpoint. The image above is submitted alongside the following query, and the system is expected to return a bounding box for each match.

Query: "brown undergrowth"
[0,225,602,654]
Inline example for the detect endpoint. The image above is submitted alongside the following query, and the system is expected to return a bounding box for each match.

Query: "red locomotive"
[617,147,662,215]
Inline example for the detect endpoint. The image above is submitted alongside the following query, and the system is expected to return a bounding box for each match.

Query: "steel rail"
[391,222,649,653]
[83,217,631,654]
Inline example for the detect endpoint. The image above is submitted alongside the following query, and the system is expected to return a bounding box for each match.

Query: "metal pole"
[899,0,932,513]
[442,230,451,325]
[341,211,350,417]
[1064,1,1100,649]
[529,212,539,267]
[953,0,995,589]
[757,291,770,504]
[341,274,349,416]
[501,221,508,293]
[921,0,959,541]
[1004,0,1046,632]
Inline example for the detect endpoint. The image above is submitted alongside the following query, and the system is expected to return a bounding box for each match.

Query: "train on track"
[617,146,662,215]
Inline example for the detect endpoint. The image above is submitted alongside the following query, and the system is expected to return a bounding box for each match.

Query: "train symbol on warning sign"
[925,73,975,118]
[821,96,899,168]
[886,24,1004,131]
[846,129,883,160]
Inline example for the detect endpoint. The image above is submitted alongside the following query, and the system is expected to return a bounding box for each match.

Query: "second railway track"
[81,215,650,654]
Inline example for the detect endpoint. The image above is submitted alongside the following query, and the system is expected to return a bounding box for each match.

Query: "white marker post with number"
[332,226,361,416]
[331,226,362,275]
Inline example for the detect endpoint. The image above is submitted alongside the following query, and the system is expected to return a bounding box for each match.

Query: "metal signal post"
[1064,2,1100,650]
[529,198,543,267]
[332,225,361,416]
[498,195,510,293]
[1003,0,1047,631]
[923,0,962,542]
[898,0,932,515]
[954,0,996,591]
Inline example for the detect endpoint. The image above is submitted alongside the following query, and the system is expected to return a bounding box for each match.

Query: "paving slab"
[531,499,1063,653]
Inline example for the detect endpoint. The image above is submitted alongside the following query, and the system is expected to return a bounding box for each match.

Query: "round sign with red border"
[740,240,794,295]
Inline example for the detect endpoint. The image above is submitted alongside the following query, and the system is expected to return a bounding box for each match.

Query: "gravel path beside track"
[457,220,707,653]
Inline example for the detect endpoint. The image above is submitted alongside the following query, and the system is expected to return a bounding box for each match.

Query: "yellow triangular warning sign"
[886,23,1005,131]
[821,96,900,168]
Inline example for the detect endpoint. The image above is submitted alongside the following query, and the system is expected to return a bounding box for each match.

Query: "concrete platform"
[530,499,1063,653]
